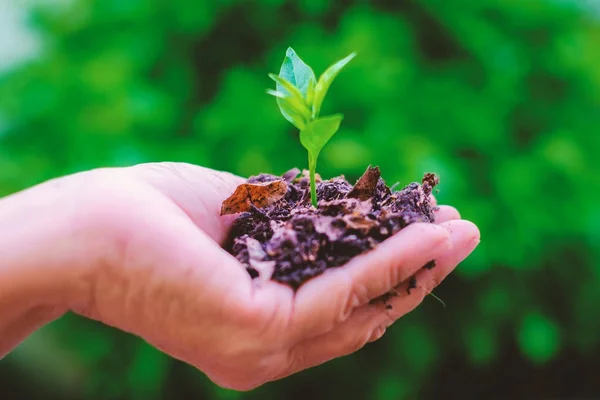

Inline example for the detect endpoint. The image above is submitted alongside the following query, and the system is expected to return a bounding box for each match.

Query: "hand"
[0,163,480,390]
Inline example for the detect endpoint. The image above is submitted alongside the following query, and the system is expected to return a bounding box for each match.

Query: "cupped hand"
[62,162,479,390]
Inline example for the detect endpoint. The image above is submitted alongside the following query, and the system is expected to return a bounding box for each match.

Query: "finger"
[376,219,480,318]
[0,306,64,359]
[276,305,386,380]
[129,162,245,242]
[434,205,461,224]
[279,219,480,375]
[287,222,452,344]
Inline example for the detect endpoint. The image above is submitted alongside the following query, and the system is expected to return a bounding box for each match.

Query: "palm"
[77,162,479,390]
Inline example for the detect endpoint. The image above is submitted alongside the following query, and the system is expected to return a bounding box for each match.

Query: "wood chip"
[347,165,381,201]
[246,237,266,261]
[343,213,378,232]
[421,173,439,195]
[220,180,288,215]
[249,259,276,282]
[313,215,345,241]
[282,168,300,182]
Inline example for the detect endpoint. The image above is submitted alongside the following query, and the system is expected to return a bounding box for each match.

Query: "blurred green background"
[1,0,600,398]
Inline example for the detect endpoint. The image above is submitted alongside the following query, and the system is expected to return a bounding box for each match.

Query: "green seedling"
[267,47,356,207]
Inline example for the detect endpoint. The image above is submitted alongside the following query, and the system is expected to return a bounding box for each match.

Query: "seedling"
[267,47,356,207]
[221,47,445,303]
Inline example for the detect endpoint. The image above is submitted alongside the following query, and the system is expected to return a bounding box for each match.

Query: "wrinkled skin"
[0,162,480,391]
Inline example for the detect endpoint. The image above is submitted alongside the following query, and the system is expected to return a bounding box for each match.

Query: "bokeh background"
[1,0,600,398]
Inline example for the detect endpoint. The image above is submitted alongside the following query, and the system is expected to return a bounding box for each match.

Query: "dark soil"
[223,165,439,297]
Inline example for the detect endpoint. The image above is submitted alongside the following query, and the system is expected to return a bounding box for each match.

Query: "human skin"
[0,162,480,390]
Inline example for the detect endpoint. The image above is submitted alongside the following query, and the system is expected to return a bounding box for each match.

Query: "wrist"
[0,173,100,319]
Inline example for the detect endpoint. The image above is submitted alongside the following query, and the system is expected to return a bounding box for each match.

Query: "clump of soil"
[222,165,440,300]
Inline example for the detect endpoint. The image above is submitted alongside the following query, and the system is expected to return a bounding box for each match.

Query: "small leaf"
[268,73,306,106]
[312,52,356,118]
[273,103,307,130]
[306,78,315,108]
[221,180,288,215]
[299,114,344,158]
[268,74,310,129]
[266,89,311,129]
[278,47,316,98]
[276,102,307,130]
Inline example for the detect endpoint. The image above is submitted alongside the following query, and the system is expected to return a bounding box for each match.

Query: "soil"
[222,165,439,304]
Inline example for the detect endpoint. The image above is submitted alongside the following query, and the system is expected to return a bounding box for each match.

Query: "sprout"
[267,47,356,207]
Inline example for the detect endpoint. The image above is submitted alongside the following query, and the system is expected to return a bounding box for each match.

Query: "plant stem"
[308,152,318,207]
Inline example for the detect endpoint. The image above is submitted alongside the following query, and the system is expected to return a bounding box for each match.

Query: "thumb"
[128,162,245,243]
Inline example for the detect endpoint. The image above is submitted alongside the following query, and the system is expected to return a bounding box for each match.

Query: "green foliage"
[299,114,344,156]
[1,0,600,398]
[277,47,316,102]
[311,52,356,118]
[518,311,562,364]
[268,47,355,206]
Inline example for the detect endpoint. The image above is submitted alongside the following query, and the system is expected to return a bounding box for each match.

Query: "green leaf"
[268,73,311,129]
[266,89,309,130]
[268,73,306,105]
[299,114,344,158]
[278,47,316,98]
[306,78,315,108]
[266,89,311,120]
[312,52,356,118]
[517,311,561,364]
